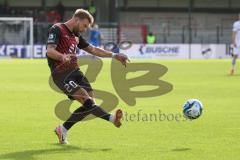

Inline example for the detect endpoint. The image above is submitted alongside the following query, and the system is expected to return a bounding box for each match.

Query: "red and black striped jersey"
[46,23,89,74]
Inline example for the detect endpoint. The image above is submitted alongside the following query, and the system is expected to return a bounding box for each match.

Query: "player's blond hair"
[73,9,94,25]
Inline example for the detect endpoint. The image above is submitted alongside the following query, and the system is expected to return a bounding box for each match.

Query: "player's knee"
[83,98,95,110]
[88,91,94,98]
[72,88,91,103]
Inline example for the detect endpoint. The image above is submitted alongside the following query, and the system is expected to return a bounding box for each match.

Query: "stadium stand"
[0,0,240,44]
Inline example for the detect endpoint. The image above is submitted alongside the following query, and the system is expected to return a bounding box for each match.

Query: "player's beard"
[73,26,80,37]
[73,22,81,37]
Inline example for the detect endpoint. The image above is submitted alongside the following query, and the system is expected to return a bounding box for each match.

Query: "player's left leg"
[62,90,123,132]
[73,70,123,127]
[87,91,123,128]
[55,88,93,144]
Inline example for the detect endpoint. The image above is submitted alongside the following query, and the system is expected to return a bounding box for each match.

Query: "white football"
[183,99,203,120]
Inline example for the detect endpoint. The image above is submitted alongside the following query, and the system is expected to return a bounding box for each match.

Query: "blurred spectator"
[47,10,61,23]
[146,32,156,44]
[89,24,102,47]
[56,1,65,21]
[88,0,97,19]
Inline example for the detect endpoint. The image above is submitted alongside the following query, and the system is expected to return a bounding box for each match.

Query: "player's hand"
[113,53,130,67]
[61,54,75,63]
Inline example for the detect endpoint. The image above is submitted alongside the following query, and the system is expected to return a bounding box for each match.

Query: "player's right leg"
[54,124,68,144]
[230,47,240,75]
[230,55,238,75]
[54,87,91,144]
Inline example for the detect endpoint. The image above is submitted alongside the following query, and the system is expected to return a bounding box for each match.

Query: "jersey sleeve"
[233,22,238,32]
[77,36,90,49]
[47,25,61,45]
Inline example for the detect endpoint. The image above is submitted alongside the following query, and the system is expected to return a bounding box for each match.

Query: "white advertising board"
[0,44,229,59]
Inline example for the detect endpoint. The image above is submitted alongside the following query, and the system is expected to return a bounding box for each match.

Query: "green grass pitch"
[0,59,239,160]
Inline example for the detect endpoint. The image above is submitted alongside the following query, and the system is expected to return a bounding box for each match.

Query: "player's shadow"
[0,144,112,160]
[171,148,191,152]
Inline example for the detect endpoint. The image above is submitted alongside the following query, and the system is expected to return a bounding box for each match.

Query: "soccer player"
[230,13,240,75]
[46,9,130,144]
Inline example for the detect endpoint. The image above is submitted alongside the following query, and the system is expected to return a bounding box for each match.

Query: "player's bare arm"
[46,44,73,63]
[83,44,130,67]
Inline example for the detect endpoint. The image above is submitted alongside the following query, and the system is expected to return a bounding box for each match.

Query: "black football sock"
[80,98,111,121]
[91,105,111,121]
[63,99,111,130]
[63,106,91,130]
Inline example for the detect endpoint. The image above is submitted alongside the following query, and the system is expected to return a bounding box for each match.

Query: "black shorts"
[52,69,93,100]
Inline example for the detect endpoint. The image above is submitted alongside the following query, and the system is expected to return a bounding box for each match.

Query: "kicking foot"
[54,125,68,144]
[113,109,123,128]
